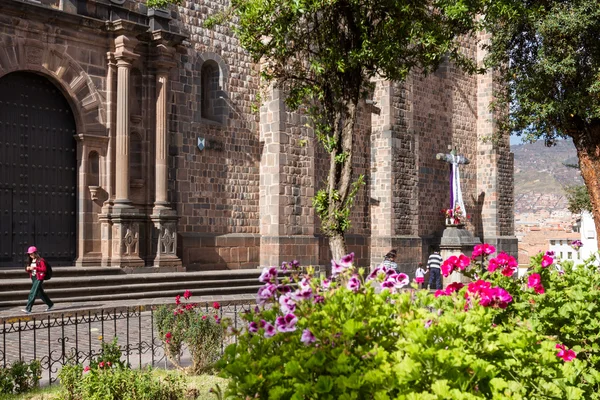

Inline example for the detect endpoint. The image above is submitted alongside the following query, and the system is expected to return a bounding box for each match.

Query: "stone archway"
[0,71,77,267]
[0,38,107,267]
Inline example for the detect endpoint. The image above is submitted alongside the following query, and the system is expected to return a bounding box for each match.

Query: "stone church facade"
[0,0,517,271]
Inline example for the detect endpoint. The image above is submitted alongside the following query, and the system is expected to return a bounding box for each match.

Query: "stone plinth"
[440,224,481,286]
[151,208,183,271]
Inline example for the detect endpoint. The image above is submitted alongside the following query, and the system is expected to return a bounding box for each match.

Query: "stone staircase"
[0,266,264,308]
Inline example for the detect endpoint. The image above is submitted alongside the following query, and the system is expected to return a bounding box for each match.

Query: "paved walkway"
[0,294,255,385]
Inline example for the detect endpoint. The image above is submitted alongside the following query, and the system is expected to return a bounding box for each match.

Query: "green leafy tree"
[564,185,592,214]
[482,0,600,246]
[206,0,483,259]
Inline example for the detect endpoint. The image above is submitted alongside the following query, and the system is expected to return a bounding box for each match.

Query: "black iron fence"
[0,302,252,384]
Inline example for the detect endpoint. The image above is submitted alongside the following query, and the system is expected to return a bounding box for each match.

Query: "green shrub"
[57,365,185,400]
[218,254,589,399]
[155,293,224,374]
[0,360,41,395]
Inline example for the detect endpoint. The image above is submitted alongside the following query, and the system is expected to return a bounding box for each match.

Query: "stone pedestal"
[440,224,481,286]
[151,208,183,271]
[109,208,145,268]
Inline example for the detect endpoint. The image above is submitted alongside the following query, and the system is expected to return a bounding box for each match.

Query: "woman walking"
[22,246,54,314]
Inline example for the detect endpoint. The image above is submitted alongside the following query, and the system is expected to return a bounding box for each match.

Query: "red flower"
[84,366,91,373]
[213,302,220,310]
[556,344,577,361]
[185,303,195,311]
[175,295,181,305]
[202,315,207,320]
[99,361,105,368]
[183,290,192,300]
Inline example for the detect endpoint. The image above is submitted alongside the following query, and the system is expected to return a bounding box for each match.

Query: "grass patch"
[0,370,227,400]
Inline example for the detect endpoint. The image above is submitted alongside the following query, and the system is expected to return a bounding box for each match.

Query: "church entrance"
[0,72,77,267]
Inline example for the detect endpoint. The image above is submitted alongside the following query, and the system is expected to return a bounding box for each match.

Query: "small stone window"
[550,240,556,245]
[200,60,225,123]
[130,133,143,182]
[568,252,572,260]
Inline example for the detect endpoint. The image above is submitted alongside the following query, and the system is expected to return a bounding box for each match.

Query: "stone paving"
[0,294,255,385]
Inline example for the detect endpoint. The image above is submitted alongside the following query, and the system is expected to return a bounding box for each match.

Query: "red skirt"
[415,277,425,283]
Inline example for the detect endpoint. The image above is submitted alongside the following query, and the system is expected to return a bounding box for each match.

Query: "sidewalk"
[0,293,256,321]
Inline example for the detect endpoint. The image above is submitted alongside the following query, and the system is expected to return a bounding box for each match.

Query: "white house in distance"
[548,211,598,266]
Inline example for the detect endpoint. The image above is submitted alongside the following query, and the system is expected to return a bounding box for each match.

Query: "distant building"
[548,212,598,265]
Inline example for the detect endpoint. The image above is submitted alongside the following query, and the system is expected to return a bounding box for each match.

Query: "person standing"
[382,249,398,272]
[22,246,54,314]
[427,250,443,290]
[415,262,427,289]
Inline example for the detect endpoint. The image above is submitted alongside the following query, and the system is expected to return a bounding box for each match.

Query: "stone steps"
[0,267,264,308]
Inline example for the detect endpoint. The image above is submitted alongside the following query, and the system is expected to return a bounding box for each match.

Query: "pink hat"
[27,246,38,254]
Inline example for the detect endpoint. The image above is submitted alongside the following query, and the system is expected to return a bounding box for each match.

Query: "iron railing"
[0,302,252,384]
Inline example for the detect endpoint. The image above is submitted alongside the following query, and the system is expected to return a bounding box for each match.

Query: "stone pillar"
[369,77,421,273]
[476,32,518,257]
[259,86,318,267]
[150,56,182,270]
[109,34,144,268]
[113,38,136,207]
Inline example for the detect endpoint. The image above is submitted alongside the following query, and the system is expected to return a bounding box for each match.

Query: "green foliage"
[218,257,591,399]
[564,184,592,214]
[155,295,224,374]
[57,365,185,400]
[208,0,484,245]
[0,360,41,396]
[145,0,181,10]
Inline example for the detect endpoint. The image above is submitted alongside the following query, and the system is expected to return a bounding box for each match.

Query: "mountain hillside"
[511,139,582,213]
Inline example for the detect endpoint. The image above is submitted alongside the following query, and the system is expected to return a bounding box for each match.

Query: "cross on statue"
[436,147,470,218]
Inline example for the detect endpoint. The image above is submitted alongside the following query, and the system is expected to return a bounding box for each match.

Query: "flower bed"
[218,248,600,398]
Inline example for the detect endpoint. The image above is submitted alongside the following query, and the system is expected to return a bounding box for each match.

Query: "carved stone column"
[150,33,183,270]
[113,35,138,207]
[109,34,144,268]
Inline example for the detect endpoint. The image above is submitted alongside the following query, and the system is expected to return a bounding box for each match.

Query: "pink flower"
[424,320,433,329]
[99,361,105,368]
[527,273,545,294]
[202,315,208,320]
[556,344,577,361]
[331,259,345,277]
[279,294,296,314]
[248,321,258,333]
[263,321,276,338]
[472,244,496,259]
[340,252,355,268]
[165,332,172,341]
[441,254,470,277]
[183,290,192,300]
[213,302,220,310]
[293,285,313,301]
[468,279,491,295]
[175,295,181,305]
[84,366,91,373]
[301,329,316,345]
[214,315,221,324]
[445,282,465,294]
[488,253,517,277]
[257,283,277,305]
[479,287,513,309]
[259,267,278,283]
[347,276,361,292]
[313,295,325,304]
[434,289,448,297]
[571,240,583,250]
[392,273,410,288]
[275,313,298,333]
[541,255,554,268]
[321,279,331,290]
[185,303,195,311]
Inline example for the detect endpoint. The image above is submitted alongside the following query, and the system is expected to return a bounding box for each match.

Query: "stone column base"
[109,208,145,269]
[151,207,183,271]
[440,226,481,287]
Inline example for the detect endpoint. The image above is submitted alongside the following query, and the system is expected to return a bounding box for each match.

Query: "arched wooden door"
[0,72,77,267]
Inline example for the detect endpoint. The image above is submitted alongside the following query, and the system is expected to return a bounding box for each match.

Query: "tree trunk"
[326,98,358,262]
[572,127,600,250]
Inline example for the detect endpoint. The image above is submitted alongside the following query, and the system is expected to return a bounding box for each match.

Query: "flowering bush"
[155,291,224,374]
[0,360,41,395]
[217,251,591,398]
